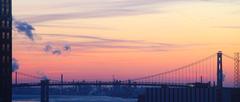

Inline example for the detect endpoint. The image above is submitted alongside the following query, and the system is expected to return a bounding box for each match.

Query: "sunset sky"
[13,0,240,83]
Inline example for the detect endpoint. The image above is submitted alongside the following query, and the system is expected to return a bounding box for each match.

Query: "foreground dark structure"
[0,0,12,101]
[138,86,240,102]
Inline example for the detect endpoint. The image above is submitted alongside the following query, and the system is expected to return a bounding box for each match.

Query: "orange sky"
[13,0,240,85]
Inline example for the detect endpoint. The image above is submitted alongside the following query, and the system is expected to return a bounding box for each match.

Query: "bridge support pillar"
[216,51,223,102]
[41,80,49,102]
[217,51,223,88]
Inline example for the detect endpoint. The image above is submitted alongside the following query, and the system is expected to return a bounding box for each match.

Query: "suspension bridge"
[12,51,240,88]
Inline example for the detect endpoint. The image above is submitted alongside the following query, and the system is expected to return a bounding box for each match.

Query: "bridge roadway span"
[13,81,189,87]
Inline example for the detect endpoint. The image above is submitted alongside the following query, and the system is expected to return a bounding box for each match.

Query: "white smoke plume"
[37,71,48,80]
[64,44,71,51]
[12,58,19,72]
[13,19,36,41]
[44,43,71,55]
[44,43,53,52]
[52,49,62,55]
[13,18,71,55]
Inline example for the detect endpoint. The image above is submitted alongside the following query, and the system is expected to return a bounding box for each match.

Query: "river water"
[13,95,137,102]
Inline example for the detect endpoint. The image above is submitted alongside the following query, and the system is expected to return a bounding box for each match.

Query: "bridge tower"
[216,51,223,102]
[234,53,240,87]
[217,51,223,88]
[0,0,12,101]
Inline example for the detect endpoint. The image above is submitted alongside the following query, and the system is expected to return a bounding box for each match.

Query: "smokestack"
[60,74,64,95]
[15,72,18,85]
[61,74,64,83]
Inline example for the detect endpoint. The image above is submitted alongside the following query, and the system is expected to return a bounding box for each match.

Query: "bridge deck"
[13,81,191,87]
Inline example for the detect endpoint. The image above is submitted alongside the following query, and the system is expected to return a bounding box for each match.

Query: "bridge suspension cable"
[222,54,234,60]
[16,72,60,82]
[129,53,217,85]
[17,72,43,80]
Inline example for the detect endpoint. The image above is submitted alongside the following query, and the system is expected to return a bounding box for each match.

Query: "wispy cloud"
[213,26,240,29]
[18,0,168,23]
[14,32,208,53]
[17,0,240,23]
[23,9,157,23]
[14,33,182,52]
[35,24,113,30]
[40,33,174,46]
[37,33,192,52]
[40,33,145,44]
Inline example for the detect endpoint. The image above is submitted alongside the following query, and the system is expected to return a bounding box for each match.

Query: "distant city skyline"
[13,0,240,81]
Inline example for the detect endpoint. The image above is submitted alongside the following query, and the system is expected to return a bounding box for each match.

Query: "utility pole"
[0,0,12,101]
